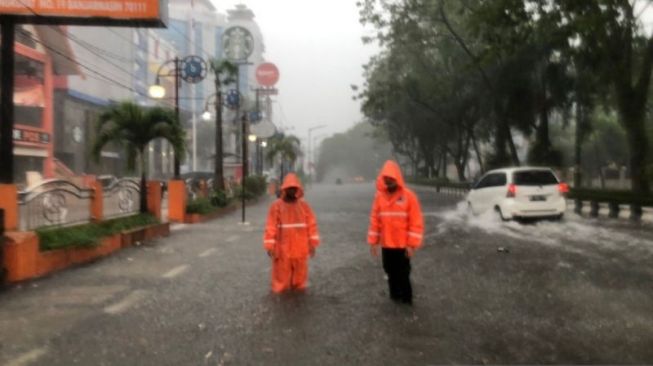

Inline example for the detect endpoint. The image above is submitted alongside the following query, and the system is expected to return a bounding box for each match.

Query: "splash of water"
[425,201,653,255]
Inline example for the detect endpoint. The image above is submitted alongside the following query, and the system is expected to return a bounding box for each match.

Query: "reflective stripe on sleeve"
[264,239,276,244]
[310,236,320,241]
[368,231,380,236]
[408,232,422,239]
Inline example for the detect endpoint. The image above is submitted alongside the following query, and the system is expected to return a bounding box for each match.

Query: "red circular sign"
[256,62,280,87]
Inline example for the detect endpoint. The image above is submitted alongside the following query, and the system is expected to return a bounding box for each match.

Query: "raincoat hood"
[376,160,406,193]
[280,173,304,198]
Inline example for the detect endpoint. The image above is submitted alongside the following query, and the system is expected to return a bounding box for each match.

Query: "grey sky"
[211,0,378,140]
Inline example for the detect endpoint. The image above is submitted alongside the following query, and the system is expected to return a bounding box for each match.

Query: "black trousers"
[382,248,412,303]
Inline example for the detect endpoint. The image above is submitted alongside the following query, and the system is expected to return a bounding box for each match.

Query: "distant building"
[9,1,268,186]
[11,25,79,187]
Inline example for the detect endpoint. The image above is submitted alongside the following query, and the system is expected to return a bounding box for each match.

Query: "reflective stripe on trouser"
[271,257,308,293]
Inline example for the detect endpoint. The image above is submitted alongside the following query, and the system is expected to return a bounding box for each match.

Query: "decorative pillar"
[167,180,186,222]
[147,181,162,221]
[0,184,18,231]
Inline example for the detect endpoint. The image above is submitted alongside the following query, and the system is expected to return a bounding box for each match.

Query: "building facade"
[9,1,267,187]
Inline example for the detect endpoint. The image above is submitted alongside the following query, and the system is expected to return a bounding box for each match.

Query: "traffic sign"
[256,63,279,87]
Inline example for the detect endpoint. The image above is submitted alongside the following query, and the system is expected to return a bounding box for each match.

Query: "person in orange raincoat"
[263,173,320,293]
[368,160,424,304]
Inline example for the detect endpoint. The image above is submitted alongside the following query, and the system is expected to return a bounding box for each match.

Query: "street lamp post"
[312,133,328,182]
[149,57,182,178]
[234,61,252,224]
[256,140,268,175]
[149,56,207,178]
[307,124,327,185]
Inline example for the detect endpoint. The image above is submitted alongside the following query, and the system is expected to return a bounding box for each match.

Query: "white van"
[466,167,568,220]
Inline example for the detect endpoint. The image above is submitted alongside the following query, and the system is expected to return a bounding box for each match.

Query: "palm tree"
[209,59,238,192]
[92,101,185,213]
[265,134,301,182]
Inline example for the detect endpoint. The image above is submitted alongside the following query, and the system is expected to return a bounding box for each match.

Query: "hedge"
[37,214,159,251]
[568,189,653,207]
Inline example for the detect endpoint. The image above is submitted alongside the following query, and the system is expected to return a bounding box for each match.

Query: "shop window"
[15,105,43,128]
[14,54,45,128]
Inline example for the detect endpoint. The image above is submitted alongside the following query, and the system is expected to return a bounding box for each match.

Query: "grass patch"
[37,214,159,251]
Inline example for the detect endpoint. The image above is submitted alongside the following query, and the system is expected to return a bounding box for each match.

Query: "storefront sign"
[0,0,168,26]
[13,128,50,144]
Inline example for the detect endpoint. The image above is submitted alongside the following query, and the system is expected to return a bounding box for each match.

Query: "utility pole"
[173,57,181,178]
[0,19,15,183]
[307,124,327,185]
[241,113,249,223]
[234,61,252,224]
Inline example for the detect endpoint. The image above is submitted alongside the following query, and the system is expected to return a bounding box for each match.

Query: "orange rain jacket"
[264,174,320,259]
[367,160,424,249]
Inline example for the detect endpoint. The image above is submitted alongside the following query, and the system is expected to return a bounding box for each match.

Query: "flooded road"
[1,183,652,365]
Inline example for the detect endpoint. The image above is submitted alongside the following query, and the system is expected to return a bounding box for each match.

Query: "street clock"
[180,55,207,84]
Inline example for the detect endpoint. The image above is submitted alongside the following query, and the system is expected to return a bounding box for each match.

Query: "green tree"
[265,134,301,181]
[556,0,653,192]
[208,59,238,192]
[92,101,185,213]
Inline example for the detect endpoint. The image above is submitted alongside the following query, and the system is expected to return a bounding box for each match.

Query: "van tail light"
[506,184,517,198]
[558,182,570,195]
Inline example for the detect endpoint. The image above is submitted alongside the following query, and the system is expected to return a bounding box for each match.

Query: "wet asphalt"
[1,183,653,365]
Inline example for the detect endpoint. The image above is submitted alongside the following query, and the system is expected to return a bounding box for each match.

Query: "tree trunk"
[214,81,226,192]
[493,119,511,168]
[573,103,583,188]
[626,123,650,193]
[613,33,653,193]
[471,129,484,174]
[455,161,465,182]
[617,89,650,193]
[140,150,148,214]
[506,124,520,166]
[441,150,448,180]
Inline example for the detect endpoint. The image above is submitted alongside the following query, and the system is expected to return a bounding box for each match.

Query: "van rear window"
[513,170,558,186]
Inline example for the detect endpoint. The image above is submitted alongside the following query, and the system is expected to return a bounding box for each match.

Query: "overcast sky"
[211,0,379,142]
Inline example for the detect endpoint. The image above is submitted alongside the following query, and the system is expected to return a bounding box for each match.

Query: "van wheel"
[494,206,508,221]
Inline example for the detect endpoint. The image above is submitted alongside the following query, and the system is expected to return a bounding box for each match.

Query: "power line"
[24,33,147,98]
[106,27,180,60]
[14,0,138,89]
[13,0,216,106]
[48,26,134,85]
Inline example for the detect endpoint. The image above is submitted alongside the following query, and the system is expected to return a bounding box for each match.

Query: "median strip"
[103,290,147,315]
[5,347,48,366]
[199,248,217,258]
[162,265,189,279]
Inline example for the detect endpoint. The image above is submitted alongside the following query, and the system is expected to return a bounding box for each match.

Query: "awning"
[14,146,47,157]
[34,25,82,76]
